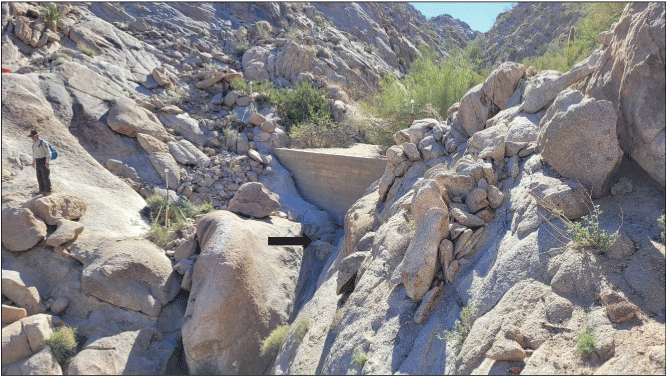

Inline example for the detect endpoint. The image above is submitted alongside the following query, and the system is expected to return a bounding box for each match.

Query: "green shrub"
[269,82,332,130]
[40,4,62,21]
[77,43,96,57]
[289,120,358,148]
[235,39,250,57]
[352,350,368,367]
[144,194,207,247]
[115,22,129,30]
[45,326,78,366]
[286,27,300,41]
[576,326,596,356]
[658,214,665,243]
[564,205,619,253]
[293,318,311,342]
[223,127,240,151]
[363,46,482,150]
[392,3,406,14]
[146,222,174,248]
[255,20,272,39]
[158,87,188,106]
[439,305,476,355]
[260,325,289,356]
[199,203,214,214]
[316,47,332,59]
[313,15,326,29]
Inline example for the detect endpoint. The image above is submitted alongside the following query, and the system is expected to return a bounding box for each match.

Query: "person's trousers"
[36,158,51,193]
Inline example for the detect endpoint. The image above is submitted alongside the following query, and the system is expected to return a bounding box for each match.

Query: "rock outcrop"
[228,182,281,218]
[585,2,665,187]
[537,89,623,197]
[182,211,302,374]
[81,239,180,317]
[1,207,47,252]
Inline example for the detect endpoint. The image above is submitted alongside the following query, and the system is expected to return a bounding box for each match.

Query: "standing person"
[29,130,52,195]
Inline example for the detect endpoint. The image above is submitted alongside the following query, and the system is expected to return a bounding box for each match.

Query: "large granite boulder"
[107,99,169,140]
[81,239,180,317]
[537,89,622,198]
[459,62,526,137]
[23,194,87,226]
[585,2,665,187]
[1,207,47,251]
[1,270,46,316]
[228,182,281,218]
[395,207,449,301]
[159,113,206,145]
[148,152,180,190]
[183,211,302,374]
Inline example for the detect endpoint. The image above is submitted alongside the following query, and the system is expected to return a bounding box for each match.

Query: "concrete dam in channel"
[273,148,387,224]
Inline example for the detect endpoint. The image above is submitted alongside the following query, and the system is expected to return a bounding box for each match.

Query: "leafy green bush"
[293,318,311,342]
[363,46,482,150]
[145,195,210,247]
[45,326,78,367]
[658,214,665,243]
[439,305,476,354]
[352,350,368,367]
[564,205,618,253]
[286,27,300,41]
[270,82,332,130]
[40,4,62,21]
[77,43,96,57]
[576,326,596,356]
[260,325,289,356]
[316,47,332,59]
[289,120,358,148]
[313,15,326,29]
[255,20,272,39]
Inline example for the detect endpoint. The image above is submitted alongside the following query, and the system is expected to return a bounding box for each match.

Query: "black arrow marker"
[268,234,312,248]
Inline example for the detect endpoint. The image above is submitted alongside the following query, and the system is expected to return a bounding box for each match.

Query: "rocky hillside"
[479,2,587,66]
[1,2,665,376]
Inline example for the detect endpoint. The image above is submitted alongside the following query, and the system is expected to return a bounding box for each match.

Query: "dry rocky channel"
[1,2,665,375]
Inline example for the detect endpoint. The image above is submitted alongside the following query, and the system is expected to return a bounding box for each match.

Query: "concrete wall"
[273,148,387,223]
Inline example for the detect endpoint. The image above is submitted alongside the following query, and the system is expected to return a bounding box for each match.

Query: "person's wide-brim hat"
[27,130,38,137]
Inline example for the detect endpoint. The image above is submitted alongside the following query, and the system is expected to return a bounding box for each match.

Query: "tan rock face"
[184,211,302,375]
[148,152,180,189]
[1,207,47,251]
[80,239,180,317]
[137,133,169,154]
[24,193,87,226]
[1,320,32,366]
[152,67,176,87]
[19,346,62,375]
[167,139,209,166]
[586,2,665,187]
[45,219,84,247]
[537,89,623,198]
[228,182,281,218]
[1,270,46,316]
[459,62,526,137]
[107,100,169,140]
[398,207,449,301]
[1,305,27,325]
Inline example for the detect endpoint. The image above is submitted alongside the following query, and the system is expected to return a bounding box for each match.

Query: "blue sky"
[409,2,516,33]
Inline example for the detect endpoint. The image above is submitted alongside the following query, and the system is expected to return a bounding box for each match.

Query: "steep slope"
[480,2,586,66]
[1,2,664,376]
[269,3,665,375]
